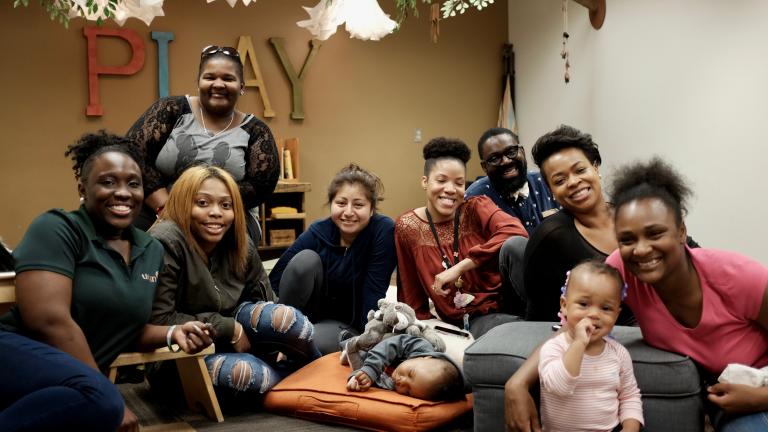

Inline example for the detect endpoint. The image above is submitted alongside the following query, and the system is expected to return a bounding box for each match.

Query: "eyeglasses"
[484,145,523,166]
[201,45,241,61]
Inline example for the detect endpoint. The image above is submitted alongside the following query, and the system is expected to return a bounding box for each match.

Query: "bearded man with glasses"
[465,127,559,234]
[464,128,559,316]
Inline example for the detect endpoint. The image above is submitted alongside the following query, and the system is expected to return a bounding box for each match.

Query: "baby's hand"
[347,371,372,392]
[573,318,595,345]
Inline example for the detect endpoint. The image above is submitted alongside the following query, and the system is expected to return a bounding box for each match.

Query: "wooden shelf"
[258,180,311,261]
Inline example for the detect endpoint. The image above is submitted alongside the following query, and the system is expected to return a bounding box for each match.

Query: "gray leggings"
[276,250,359,354]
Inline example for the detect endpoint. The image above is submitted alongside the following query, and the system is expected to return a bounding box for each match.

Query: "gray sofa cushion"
[464,322,703,432]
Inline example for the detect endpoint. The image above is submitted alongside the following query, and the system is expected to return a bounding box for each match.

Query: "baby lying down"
[343,334,466,401]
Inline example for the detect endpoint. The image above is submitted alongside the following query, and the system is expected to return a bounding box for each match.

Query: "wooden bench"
[0,272,223,423]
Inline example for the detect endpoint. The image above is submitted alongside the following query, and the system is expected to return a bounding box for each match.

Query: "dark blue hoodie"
[269,214,397,330]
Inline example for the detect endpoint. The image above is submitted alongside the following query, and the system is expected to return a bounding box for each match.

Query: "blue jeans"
[717,411,768,432]
[0,331,124,431]
[204,301,321,394]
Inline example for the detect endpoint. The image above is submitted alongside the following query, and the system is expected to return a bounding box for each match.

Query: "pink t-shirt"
[606,247,768,374]
[539,333,644,432]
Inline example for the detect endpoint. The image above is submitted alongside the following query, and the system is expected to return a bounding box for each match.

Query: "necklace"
[425,206,464,289]
[199,106,235,138]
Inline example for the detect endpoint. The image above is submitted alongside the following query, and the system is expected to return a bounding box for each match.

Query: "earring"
[240,89,245,95]
[79,196,84,203]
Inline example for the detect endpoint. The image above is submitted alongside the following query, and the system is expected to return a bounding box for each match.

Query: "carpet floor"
[119,381,473,432]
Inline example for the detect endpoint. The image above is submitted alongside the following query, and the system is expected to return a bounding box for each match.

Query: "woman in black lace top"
[126,45,279,238]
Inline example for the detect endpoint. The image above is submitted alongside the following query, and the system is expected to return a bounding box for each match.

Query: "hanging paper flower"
[69,0,165,26]
[297,0,397,42]
[343,0,398,41]
[206,0,257,7]
[296,0,348,41]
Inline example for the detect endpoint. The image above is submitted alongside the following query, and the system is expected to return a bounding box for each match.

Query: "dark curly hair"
[327,163,385,212]
[423,137,471,177]
[477,127,519,160]
[64,130,144,183]
[609,157,693,225]
[531,125,601,182]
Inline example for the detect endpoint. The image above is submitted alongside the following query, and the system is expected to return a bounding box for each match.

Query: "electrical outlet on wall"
[414,128,422,143]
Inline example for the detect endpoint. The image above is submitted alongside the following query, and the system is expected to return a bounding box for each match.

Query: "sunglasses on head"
[484,145,523,166]
[201,45,241,61]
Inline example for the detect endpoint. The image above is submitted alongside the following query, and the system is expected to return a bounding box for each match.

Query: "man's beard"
[488,159,528,198]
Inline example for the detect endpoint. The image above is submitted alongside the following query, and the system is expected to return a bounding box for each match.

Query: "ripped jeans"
[204,301,322,394]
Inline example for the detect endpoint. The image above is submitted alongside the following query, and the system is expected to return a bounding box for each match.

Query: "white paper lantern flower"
[69,0,165,26]
[297,0,397,42]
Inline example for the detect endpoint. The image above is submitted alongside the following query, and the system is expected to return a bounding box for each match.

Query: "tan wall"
[0,0,506,247]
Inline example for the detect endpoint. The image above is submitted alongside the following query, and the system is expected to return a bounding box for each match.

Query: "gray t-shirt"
[155,98,253,184]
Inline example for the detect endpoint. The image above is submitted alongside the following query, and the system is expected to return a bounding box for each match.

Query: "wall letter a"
[237,36,275,118]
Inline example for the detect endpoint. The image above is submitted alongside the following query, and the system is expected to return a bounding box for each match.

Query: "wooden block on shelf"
[275,181,311,193]
[271,212,306,220]
[269,229,295,246]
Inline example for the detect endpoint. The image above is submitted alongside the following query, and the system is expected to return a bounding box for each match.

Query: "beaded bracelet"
[166,325,181,352]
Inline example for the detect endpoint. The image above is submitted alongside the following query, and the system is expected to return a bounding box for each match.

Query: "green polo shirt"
[0,206,164,369]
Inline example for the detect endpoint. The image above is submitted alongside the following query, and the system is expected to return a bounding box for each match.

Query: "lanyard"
[425,206,461,270]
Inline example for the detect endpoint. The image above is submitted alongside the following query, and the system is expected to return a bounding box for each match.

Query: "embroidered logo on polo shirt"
[142,271,158,283]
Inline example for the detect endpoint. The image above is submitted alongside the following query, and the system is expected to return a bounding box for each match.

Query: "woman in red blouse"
[395,137,528,338]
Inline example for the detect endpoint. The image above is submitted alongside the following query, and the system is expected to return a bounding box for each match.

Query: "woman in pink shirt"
[505,157,768,432]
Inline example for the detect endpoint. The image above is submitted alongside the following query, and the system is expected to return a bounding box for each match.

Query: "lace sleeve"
[125,96,188,194]
[239,117,280,209]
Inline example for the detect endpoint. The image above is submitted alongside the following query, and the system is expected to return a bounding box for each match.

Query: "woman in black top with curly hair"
[395,138,528,338]
[521,125,620,322]
[126,45,279,238]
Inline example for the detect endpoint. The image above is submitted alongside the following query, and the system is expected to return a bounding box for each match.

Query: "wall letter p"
[83,27,145,116]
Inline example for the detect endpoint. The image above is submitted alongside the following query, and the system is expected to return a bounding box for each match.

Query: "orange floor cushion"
[263,353,473,432]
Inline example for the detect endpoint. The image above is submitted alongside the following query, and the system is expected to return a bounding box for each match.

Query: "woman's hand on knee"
[504,375,541,432]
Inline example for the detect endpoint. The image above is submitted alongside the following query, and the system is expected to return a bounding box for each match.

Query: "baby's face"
[560,270,621,343]
[391,357,445,399]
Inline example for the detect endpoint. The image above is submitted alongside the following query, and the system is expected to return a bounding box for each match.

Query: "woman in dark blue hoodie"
[270,164,397,354]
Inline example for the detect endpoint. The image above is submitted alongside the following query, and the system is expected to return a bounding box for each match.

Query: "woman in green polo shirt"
[0,132,213,431]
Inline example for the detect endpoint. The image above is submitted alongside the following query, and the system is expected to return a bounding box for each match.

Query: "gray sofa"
[464,322,704,432]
